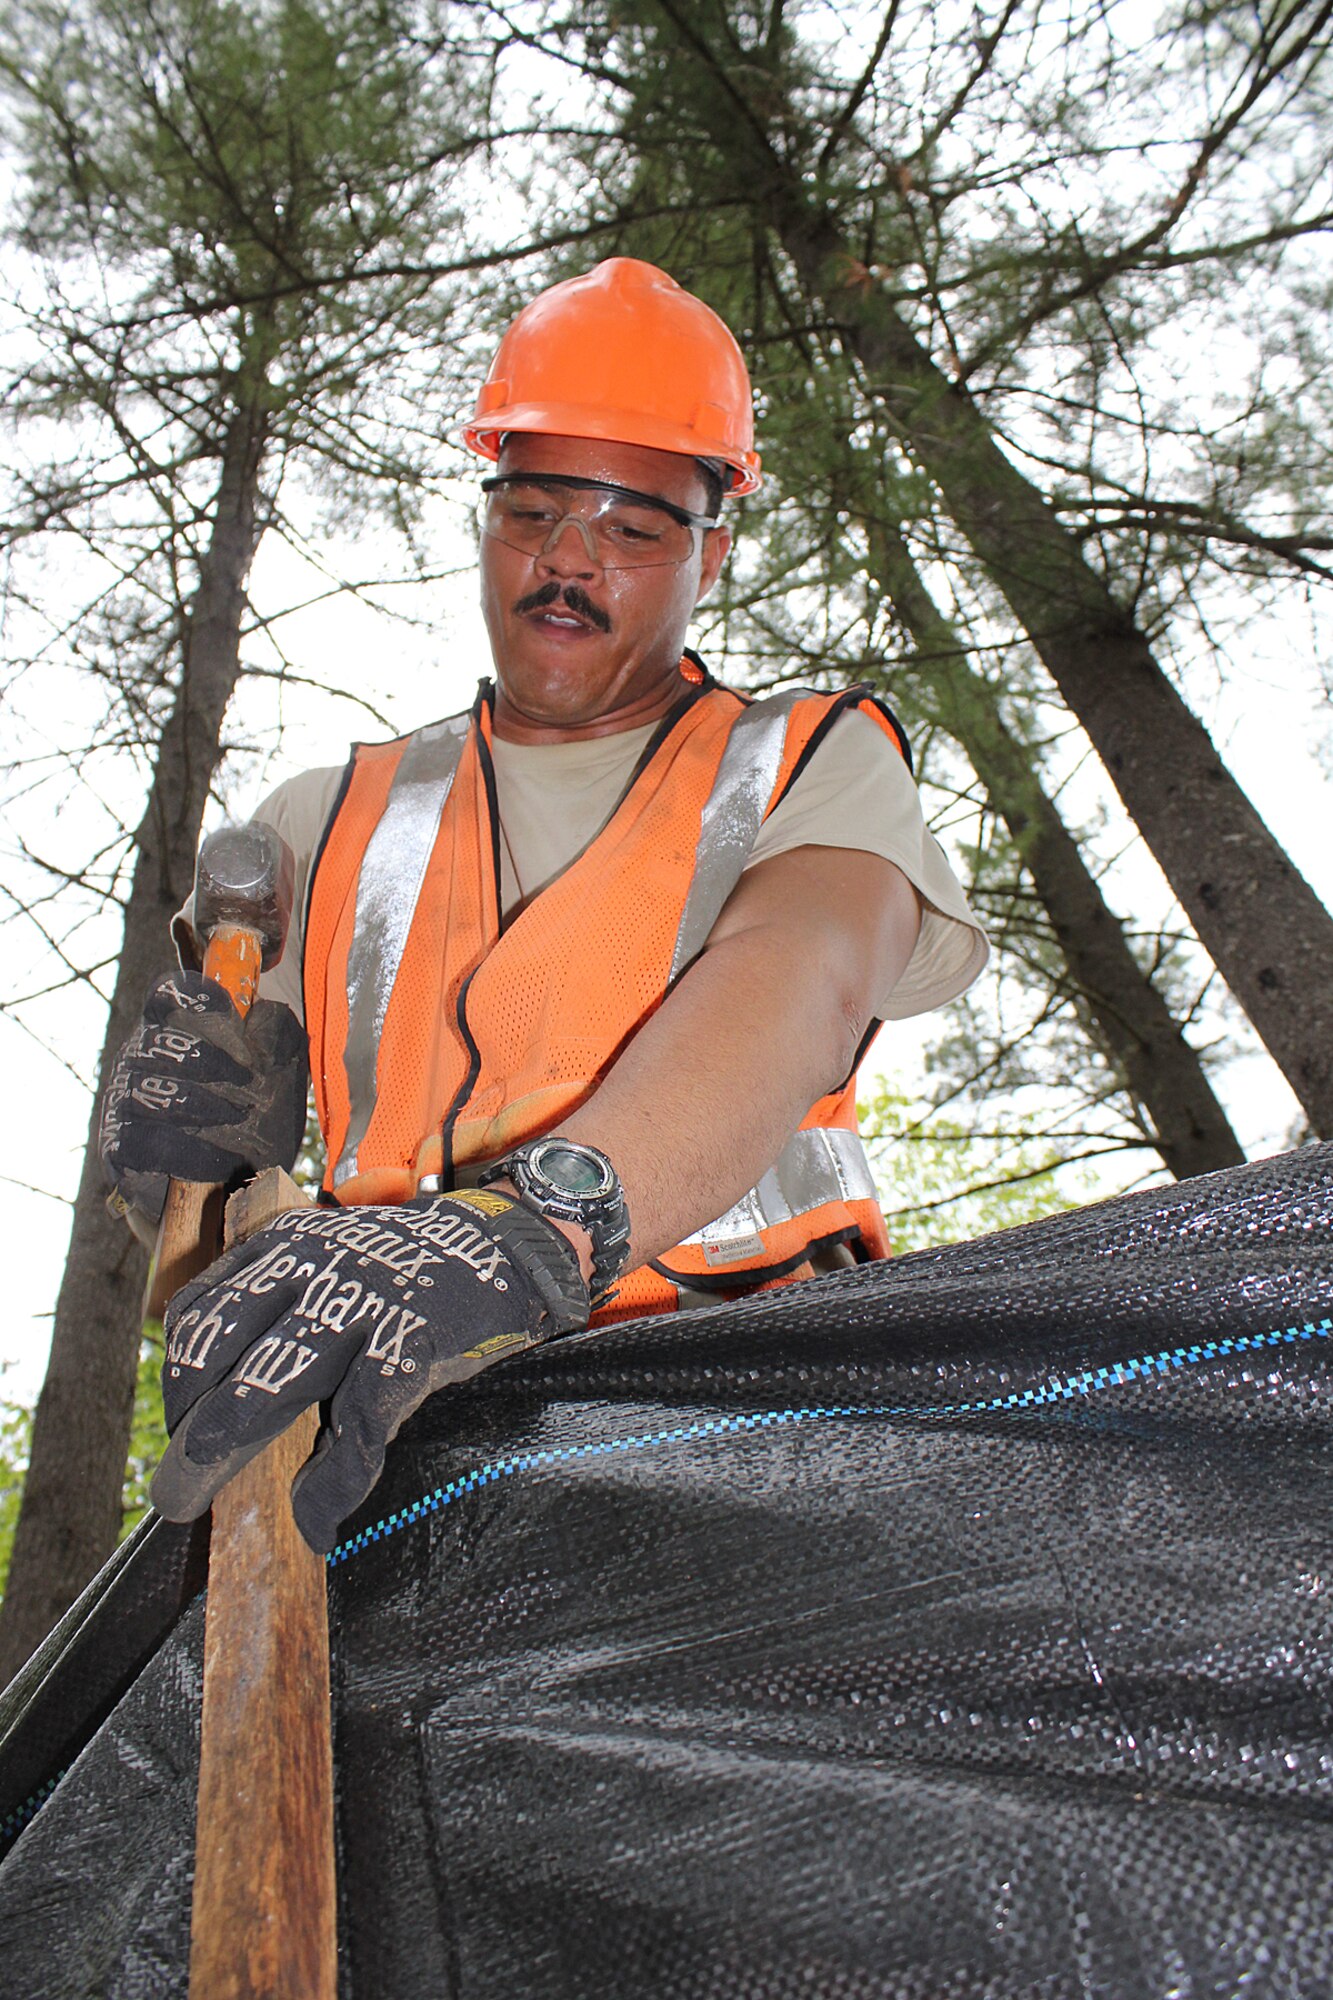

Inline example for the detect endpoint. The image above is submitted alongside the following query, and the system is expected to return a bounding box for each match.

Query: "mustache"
[513,581,612,633]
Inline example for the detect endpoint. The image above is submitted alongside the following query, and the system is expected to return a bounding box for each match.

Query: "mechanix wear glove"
[150,1190,590,1552]
[100,971,308,1226]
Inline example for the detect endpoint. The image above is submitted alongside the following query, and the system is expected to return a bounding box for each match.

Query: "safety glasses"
[478,474,717,569]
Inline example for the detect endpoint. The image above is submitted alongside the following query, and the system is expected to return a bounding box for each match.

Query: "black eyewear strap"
[480,473,719,530]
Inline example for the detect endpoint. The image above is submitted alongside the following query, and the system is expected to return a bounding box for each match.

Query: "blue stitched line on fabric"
[1,1772,60,1849]
[325,1316,1333,1568]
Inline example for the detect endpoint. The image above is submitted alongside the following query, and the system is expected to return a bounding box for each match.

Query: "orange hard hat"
[462,258,763,496]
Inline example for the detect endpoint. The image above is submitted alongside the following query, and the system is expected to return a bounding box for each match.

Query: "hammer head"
[194,824,294,970]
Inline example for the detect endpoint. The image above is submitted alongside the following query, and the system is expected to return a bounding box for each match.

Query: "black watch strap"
[479,1138,632,1307]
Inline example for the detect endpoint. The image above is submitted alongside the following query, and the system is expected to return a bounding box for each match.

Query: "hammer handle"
[201,921,265,1021]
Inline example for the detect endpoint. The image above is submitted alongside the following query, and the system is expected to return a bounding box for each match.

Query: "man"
[101,258,987,1551]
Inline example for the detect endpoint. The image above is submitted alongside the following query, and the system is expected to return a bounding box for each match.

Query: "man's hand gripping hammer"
[147,823,295,1312]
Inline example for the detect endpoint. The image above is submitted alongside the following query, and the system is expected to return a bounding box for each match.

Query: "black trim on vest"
[474,688,504,924]
[682,645,717,690]
[830,1016,884,1098]
[770,683,913,814]
[301,752,359,1007]
[439,967,484,1196]
[868,691,913,774]
[429,682,501,1193]
[586,673,736,840]
[650,1224,862,1294]
[625,668,726,790]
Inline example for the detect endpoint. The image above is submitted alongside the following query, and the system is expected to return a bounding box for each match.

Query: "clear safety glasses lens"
[477,478,708,569]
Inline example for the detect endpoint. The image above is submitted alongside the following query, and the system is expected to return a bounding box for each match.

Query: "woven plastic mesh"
[0,1144,1330,1997]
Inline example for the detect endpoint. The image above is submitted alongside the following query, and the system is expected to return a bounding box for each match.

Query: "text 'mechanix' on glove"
[150,1190,589,1551]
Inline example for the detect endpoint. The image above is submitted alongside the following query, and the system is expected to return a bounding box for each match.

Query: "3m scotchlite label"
[335,716,471,1188]
[668,690,809,984]
[684,1126,878,1258]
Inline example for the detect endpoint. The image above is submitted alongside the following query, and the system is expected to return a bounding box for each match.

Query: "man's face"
[480,433,731,741]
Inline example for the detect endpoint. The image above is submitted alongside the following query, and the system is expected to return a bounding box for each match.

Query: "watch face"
[534,1141,613,1199]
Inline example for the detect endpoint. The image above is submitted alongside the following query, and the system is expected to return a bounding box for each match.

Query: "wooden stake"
[185,1167,336,2000]
[148,1180,227,1321]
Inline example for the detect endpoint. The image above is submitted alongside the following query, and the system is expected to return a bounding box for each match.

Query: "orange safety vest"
[304,673,909,1322]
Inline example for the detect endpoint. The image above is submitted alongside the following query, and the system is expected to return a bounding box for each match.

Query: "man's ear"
[696,525,732,603]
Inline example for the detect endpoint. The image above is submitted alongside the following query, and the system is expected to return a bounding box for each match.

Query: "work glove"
[150,1190,590,1551]
[100,971,308,1226]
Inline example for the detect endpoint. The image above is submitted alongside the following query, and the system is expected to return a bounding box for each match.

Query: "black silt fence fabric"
[0,1145,1330,1998]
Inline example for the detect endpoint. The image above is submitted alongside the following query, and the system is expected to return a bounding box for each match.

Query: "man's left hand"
[150,1190,588,1551]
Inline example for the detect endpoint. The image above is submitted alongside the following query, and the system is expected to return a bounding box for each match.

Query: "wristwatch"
[479,1138,632,1306]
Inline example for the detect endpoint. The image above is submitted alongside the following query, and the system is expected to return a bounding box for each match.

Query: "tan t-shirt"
[210,707,986,1024]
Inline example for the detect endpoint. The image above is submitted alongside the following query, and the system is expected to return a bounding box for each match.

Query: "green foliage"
[860,1080,1101,1254]
[0,1330,166,1605]
[0,0,491,617]
[6,0,469,285]
[0,1101,321,1593]
[292,1091,327,1191]
[0,1392,34,1602]
[121,1331,167,1538]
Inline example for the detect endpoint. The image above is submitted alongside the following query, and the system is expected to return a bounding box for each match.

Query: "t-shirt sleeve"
[746,708,989,1019]
[170,764,347,1026]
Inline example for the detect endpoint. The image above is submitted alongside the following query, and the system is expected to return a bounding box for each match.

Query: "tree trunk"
[867,517,1246,1180]
[775,201,1333,1134]
[0,409,267,1686]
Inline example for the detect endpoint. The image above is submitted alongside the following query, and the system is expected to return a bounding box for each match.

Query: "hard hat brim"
[459,403,763,497]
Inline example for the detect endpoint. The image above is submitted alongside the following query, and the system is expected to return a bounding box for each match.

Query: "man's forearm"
[552,846,922,1273]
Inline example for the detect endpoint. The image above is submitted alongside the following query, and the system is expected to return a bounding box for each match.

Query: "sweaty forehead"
[495,432,710,515]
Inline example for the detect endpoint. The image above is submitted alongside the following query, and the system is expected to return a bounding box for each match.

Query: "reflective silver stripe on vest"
[668,689,810,984]
[334,715,471,1189]
[679,1126,878,1261]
